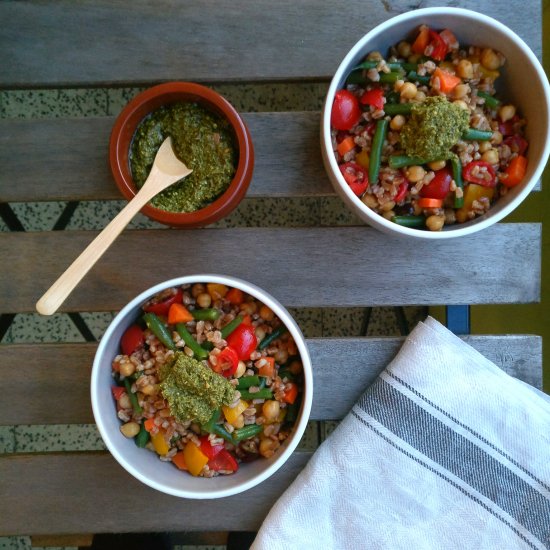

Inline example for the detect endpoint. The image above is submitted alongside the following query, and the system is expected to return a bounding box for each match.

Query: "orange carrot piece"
[412,25,430,54]
[418,197,443,208]
[144,418,156,432]
[501,155,527,187]
[167,302,193,325]
[258,356,275,378]
[172,451,188,471]
[337,136,356,157]
[226,288,244,305]
[282,382,299,405]
[432,68,461,94]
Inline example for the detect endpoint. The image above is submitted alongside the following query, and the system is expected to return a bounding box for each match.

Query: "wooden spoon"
[36,137,192,316]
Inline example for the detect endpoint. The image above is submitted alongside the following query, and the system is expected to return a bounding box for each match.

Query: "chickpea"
[426,214,445,232]
[380,200,395,212]
[259,437,279,458]
[427,160,447,171]
[481,149,499,165]
[382,210,395,220]
[274,348,289,365]
[456,59,474,79]
[491,130,503,145]
[390,114,406,131]
[400,82,417,99]
[453,99,469,110]
[367,50,383,61]
[196,292,212,308]
[481,48,501,70]
[288,360,303,375]
[262,400,281,421]
[405,165,426,183]
[119,361,135,378]
[499,104,516,122]
[259,305,275,321]
[240,301,257,315]
[413,90,426,103]
[235,360,246,378]
[361,193,378,209]
[141,384,159,396]
[478,140,492,153]
[453,83,471,99]
[255,326,266,341]
[397,41,411,58]
[393,79,405,92]
[120,422,140,438]
[118,393,131,409]
[191,283,205,298]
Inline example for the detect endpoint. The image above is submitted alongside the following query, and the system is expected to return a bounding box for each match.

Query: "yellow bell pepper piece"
[355,150,370,170]
[455,184,494,223]
[222,399,249,426]
[151,431,169,456]
[468,56,499,81]
[183,441,209,476]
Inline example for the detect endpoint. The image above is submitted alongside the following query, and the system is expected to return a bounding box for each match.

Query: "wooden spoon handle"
[35,189,153,316]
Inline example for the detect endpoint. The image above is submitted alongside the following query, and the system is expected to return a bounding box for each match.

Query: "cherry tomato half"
[462,161,497,188]
[419,166,452,199]
[339,162,369,196]
[331,89,361,131]
[208,449,239,472]
[503,135,528,156]
[120,324,145,356]
[216,346,240,378]
[143,288,183,316]
[226,323,257,361]
[427,31,448,61]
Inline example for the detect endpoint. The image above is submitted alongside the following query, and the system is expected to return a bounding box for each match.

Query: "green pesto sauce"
[130,102,237,213]
[400,96,469,159]
[159,352,236,425]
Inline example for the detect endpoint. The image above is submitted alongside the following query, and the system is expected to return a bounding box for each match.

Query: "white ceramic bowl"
[91,274,313,499]
[321,7,550,239]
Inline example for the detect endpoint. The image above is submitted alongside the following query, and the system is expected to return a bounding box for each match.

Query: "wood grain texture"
[0,1,540,87]
[0,113,331,203]
[0,335,541,425]
[0,224,540,314]
[0,452,310,535]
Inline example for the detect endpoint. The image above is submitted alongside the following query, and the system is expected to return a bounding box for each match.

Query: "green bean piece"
[388,154,439,170]
[386,91,400,104]
[237,375,261,390]
[135,421,150,448]
[202,409,221,433]
[369,118,389,185]
[353,61,416,72]
[212,423,235,444]
[175,323,209,360]
[391,215,426,229]
[238,388,274,400]
[476,90,501,109]
[123,377,142,414]
[259,376,267,389]
[233,424,263,442]
[201,341,214,351]
[462,128,493,141]
[407,71,430,85]
[378,71,404,84]
[259,325,289,350]
[220,315,243,339]
[383,103,413,116]
[450,157,464,209]
[192,308,221,321]
[143,312,176,351]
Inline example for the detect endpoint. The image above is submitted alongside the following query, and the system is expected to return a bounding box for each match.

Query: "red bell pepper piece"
[503,135,528,156]
[120,324,145,356]
[111,386,126,400]
[143,288,183,316]
[208,448,239,472]
[226,323,257,361]
[427,31,448,61]
[216,346,240,378]
[462,161,497,188]
[360,88,385,110]
[199,435,224,460]
[339,162,369,196]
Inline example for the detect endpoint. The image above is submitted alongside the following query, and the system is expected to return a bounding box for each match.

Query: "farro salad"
[331,25,529,231]
[111,283,303,477]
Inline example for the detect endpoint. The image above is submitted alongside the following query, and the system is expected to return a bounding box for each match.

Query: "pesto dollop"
[159,352,236,425]
[400,96,469,159]
[130,102,237,213]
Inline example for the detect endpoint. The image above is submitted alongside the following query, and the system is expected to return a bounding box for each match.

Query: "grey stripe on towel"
[356,379,550,548]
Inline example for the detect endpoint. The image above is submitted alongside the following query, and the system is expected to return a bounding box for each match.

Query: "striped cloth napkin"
[251,317,550,550]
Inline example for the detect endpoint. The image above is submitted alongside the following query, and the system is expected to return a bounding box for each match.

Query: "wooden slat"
[0,224,540,314]
[0,335,542,425]
[0,452,310,535]
[0,1,540,87]
[0,113,331,203]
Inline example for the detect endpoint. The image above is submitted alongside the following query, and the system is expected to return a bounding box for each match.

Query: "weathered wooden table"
[0,1,543,546]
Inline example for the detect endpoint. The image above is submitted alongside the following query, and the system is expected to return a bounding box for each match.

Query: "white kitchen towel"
[251,317,550,550]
